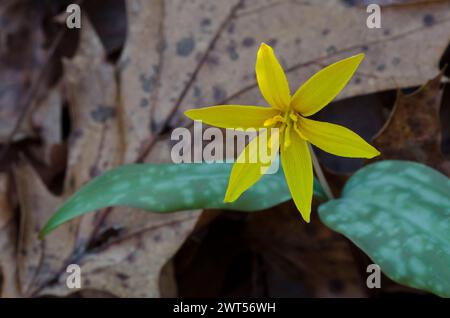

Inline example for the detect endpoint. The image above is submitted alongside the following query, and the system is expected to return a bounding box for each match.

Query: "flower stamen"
[284,121,291,148]
[263,115,285,127]
[293,122,307,140]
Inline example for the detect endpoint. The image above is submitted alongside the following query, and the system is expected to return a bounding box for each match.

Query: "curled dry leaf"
[349,0,449,7]
[372,72,450,176]
[0,173,20,297]
[29,86,64,167]
[0,2,47,142]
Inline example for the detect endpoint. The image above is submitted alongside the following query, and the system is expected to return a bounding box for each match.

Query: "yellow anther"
[293,123,307,140]
[284,123,291,148]
[263,118,275,127]
[264,115,285,127]
[289,113,298,122]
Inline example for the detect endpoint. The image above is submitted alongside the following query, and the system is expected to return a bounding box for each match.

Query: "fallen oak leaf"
[176,0,450,126]
[61,14,122,245]
[120,0,244,162]
[16,7,207,298]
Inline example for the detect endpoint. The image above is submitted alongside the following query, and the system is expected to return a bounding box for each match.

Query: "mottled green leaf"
[41,163,326,238]
[319,160,450,297]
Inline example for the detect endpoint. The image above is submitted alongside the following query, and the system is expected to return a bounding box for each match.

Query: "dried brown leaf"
[0,2,47,142]
[177,0,450,122]
[246,204,367,297]
[373,72,450,176]
[0,173,20,297]
[14,12,199,298]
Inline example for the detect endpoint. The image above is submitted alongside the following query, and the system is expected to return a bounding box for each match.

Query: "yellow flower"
[185,43,380,222]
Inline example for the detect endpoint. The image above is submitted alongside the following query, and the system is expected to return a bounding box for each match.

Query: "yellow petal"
[291,54,364,116]
[224,129,279,202]
[298,117,380,158]
[281,133,313,222]
[184,105,279,129]
[256,43,291,111]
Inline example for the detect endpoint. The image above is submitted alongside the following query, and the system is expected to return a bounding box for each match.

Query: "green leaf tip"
[40,162,326,238]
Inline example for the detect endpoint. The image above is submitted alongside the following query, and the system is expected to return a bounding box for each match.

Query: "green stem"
[308,143,334,200]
